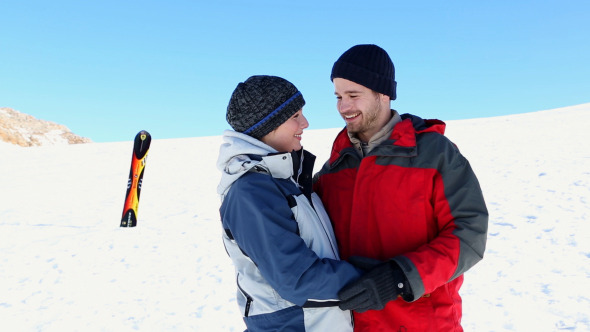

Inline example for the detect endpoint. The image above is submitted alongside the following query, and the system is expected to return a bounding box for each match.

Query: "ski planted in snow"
[120,130,151,227]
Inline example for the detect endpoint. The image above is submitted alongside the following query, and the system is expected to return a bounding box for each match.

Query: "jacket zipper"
[236,274,253,317]
[310,198,339,258]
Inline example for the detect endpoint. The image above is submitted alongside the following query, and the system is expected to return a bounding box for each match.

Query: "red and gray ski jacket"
[313,114,488,331]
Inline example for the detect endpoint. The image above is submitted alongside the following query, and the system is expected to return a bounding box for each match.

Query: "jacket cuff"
[391,256,423,302]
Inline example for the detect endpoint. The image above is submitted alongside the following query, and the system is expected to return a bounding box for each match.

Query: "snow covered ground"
[1,104,589,331]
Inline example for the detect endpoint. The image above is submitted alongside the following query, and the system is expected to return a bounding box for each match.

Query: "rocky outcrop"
[0,107,92,147]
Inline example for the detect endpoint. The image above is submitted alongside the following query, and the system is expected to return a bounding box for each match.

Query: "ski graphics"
[120,130,151,227]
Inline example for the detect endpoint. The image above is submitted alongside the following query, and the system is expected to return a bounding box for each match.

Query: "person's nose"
[338,98,351,113]
[300,114,309,129]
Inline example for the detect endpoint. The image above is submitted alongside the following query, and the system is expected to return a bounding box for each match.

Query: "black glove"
[338,260,408,312]
[347,256,383,271]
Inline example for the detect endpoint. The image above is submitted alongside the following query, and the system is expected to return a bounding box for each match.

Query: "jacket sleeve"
[392,137,488,300]
[221,172,362,306]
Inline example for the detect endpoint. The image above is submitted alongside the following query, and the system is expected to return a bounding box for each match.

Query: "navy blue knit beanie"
[226,75,305,139]
[331,44,397,100]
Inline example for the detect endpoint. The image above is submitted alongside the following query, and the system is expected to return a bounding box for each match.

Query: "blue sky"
[1,0,589,143]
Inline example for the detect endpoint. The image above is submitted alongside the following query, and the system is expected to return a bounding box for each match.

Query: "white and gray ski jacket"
[217,130,361,332]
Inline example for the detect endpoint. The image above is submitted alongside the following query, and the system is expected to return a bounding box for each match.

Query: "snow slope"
[1,104,589,331]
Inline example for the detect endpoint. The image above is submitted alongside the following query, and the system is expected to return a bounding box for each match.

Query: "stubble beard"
[346,99,382,139]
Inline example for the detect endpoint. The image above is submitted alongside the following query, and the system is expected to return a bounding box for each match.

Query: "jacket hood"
[401,113,445,136]
[216,130,277,195]
[217,130,304,197]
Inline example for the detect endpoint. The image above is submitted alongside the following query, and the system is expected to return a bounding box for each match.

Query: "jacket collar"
[254,149,316,201]
[329,113,446,165]
[349,110,402,157]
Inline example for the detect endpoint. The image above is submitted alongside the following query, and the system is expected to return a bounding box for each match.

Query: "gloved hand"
[338,260,407,312]
[347,256,383,271]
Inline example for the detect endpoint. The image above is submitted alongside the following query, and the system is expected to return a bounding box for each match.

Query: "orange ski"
[120,130,151,227]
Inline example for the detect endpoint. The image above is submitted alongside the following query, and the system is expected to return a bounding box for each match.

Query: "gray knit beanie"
[331,44,397,100]
[226,75,305,139]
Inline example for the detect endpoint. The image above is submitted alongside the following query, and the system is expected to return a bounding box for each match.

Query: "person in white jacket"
[217,75,362,331]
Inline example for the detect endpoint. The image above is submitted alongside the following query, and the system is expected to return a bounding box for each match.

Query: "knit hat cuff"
[243,91,304,138]
[331,60,397,100]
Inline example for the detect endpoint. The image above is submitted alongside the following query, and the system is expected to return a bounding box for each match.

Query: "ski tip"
[133,130,152,159]
[135,130,151,140]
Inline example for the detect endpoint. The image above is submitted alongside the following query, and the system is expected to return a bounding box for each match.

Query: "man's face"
[333,78,388,142]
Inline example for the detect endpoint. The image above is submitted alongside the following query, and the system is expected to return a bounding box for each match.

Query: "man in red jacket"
[313,44,489,331]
